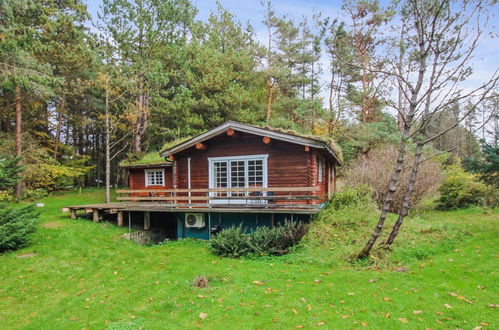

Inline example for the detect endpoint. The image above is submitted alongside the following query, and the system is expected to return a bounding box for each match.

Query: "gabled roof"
[160,121,341,165]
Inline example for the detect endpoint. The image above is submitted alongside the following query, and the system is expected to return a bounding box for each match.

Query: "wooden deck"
[63,186,324,227]
[63,202,320,216]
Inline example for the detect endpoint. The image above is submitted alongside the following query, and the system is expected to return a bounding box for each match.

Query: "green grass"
[0,189,497,329]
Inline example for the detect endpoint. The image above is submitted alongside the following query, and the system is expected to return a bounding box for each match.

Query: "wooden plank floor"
[64,202,320,214]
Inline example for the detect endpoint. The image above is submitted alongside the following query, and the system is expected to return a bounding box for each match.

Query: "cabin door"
[208,155,268,204]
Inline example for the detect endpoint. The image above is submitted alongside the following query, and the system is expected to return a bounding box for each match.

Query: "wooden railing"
[116,187,322,209]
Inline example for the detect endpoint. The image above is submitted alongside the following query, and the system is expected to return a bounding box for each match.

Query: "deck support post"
[271,213,275,228]
[70,209,77,219]
[93,209,100,222]
[117,211,124,227]
[144,211,150,231]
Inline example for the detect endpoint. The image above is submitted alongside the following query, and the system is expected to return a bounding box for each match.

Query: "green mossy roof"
[119,152,169,167]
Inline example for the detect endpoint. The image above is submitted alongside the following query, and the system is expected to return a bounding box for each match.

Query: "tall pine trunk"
[266,81,273,124]
[53,94,65,159]
[105,78,111,203]
[15,86,23,198]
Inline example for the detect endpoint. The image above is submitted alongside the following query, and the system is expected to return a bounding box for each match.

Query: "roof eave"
[160,121,332,157]
[120,162,172,169]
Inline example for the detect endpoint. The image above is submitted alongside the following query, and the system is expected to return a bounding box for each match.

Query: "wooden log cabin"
[65,121,341,240]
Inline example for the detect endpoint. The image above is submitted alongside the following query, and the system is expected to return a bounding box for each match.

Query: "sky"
[85,0,498,136]
[85,0,498,88]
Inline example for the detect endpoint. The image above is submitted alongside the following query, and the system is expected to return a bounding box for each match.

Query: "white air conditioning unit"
[185,213,205,228]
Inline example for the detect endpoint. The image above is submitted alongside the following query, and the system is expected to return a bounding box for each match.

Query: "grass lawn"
[0,189,497,329]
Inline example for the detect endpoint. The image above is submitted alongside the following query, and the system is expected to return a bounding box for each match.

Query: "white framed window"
[208,154,268,204]
[145,169,165,186]
[317,157,324,183]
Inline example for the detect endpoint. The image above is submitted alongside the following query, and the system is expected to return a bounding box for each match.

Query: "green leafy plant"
[277,219,309,251]
[247,226,281,256]
[327,184,373,210]
[0,204,40,253]
[437,165,487,210]
[211,221,309,258]
[210,224,250,258]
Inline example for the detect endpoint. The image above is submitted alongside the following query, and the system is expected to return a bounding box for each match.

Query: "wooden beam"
[117,186,320,193]
[144,212,150,230]
[195,142,207,150]
[262,136,271,144]
[117,195,321,201]
[117,211,124,227]
[92,209,99,222]
[226,128,239,138]
[304,145,310,152]
[168,154,175,160]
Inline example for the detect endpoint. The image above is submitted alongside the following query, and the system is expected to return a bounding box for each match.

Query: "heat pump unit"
[185,213,205,228]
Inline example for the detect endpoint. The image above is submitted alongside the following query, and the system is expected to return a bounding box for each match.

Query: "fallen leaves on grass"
[398,317,408,323]
[75,289,87,296]
[253,280,264,286]
[448,292,473,304]
[198,312,208,320]
[444,304,453,309]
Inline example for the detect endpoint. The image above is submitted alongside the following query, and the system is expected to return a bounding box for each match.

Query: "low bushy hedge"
[0,204,40,253]
[437,166,487,210]
[210,220,308,258]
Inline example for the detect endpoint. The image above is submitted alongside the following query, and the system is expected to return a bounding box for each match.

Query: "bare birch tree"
[355,0,499,258]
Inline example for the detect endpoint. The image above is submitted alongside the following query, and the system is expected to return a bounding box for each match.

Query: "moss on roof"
[160,136,194,154]
[119,151,169,167]
[261,125,343,164]
[158,122,344,164]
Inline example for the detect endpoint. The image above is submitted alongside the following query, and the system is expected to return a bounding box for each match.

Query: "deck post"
[70,209,77,219]
[144,211,150,230]
[117,211,124,227]
[93,209,100,222]
[271,213,275,228]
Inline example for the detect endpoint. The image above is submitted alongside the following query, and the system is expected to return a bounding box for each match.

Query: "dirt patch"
[42,222,64,229]
[16,253,37,258]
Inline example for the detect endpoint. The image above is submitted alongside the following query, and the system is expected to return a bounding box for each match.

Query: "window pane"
[213,161,228,196]
[248,160,263,187]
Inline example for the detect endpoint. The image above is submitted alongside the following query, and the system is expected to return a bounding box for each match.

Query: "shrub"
[0,204,40,253]
[25,163,87,191]
[327,184,372,210]
[0,190,14,203]
[344,145,443,213]
[21,188,48,201]
[211,221,309,258]
[483,185,499,208]
[437,166,487,210]
[247,226,281,256]
[210,225,250,258]
[277,220,309,250]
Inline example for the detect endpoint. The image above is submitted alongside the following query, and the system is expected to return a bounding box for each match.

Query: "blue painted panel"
[175,212,313,240]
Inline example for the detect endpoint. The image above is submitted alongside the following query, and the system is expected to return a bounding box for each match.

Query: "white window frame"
[317,157,324,183]
[208,154,268,204]
[144,168,166,187]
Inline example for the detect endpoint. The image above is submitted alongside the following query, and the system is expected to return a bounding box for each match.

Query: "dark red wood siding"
[173,132,334,203]
[129,167,173,191]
